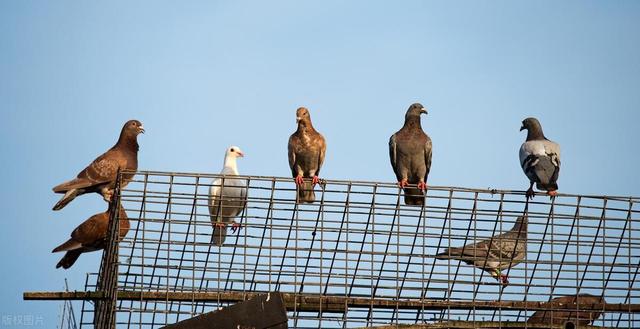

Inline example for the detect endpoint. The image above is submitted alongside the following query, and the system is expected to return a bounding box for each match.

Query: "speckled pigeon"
[519,117,560,199]
[389,103,432,206]
[528,294,605,326]
[209,146,247,246]
[435,216,528,286]
[288,107,326,203]
[52,120,144,210]
[52,205,129,269]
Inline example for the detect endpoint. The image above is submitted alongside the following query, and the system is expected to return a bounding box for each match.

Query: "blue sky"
[1,1,639,326]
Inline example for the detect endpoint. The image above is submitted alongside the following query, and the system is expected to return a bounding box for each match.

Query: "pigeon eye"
[231,148,235,152]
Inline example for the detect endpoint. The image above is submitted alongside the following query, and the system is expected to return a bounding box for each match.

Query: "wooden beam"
[360,322,611,329]
[23,291,640,313]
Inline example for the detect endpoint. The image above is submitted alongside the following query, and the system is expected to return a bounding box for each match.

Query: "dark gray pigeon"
[52,206,129,269]
[527,294,605,326]
[435,216,527,286]
[52,120,144,210]
[389,103,432,206]
[519,117,560,199]
[288,107,326,203]
[209,146,247,246]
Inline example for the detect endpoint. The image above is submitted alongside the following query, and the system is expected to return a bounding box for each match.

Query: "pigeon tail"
[435,247,462,260]
[212,226,228,246]
[403,187,425,206]
[53,189,79,211]
[52,239,81,253]
[56,250,82,269]
[536,181,558,192]
[297,181,315,203]
[52,177,92,193]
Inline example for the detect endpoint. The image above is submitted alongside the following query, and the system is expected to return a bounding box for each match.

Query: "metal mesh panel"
[61,171,640,328]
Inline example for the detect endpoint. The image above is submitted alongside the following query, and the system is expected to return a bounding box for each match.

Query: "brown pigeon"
[519,117,560,199]
[52,206,129,269]
[527,294,605,326]
[435,216,527,286]
[389,103,432,205]
[288,107,326,203]
[52,120,144,210]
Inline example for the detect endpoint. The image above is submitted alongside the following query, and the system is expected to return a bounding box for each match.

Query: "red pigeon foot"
[231,222,241,233]
[547,190,558,197]
[417,181,427,191]
[398,179,409,188]
[312,176,320,186]
[295,176,304,186]
[500,274,509,286]
[214,222,226,229]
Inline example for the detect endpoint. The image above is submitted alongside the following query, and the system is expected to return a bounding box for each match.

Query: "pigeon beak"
[296,117,301,123]
[139,126,145,134]
[237,151,244,157]
[519,125,524,131]
[420,109,428,115]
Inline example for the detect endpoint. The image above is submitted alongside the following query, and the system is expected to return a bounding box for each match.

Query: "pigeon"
[435,216,527,286]
[389,103,432,206]
[288,107,326,203]
[52,206,129,269]
[519,117,560,199]
[527,294,605,326]
[52,120,144,211]
[209,146,248,246]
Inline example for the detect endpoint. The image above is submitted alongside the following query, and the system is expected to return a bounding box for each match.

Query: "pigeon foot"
[417,181,427,191]
[525,187,535,200]
[499,274,509,286]
[103,190,114,203]
[295,176,304,186]
[547,190,558,198]
[398,179,409,188]
[231,222,241,233]
[214,222,226,229]
[311,176,320,186]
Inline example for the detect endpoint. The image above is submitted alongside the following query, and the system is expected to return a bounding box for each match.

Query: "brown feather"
[288,107,326,203]
[52,120,143,210]
[53,207,129,269]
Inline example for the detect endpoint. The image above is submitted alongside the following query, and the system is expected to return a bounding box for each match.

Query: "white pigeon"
[519,117,561,199]
[208,146,247,246]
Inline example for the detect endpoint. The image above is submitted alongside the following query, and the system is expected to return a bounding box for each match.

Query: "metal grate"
[35,170,640,328]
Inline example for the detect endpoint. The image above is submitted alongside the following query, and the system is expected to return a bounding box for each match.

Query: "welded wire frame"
[92,172,124,329]
[78,170,640,328]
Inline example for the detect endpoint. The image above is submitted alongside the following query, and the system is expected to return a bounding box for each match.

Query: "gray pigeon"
[519,117,560,199]
[52,120,144,210]
[389,103,432,206]
[288,107,326,203]
[435,216,527,286]
[209,146,247,246]
[52,205,129,269]
[527,294,605,326]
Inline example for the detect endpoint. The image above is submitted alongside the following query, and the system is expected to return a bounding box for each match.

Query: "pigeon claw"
[397,179,409,188]
[214,222,226,229]
[231,222,241,233]
[295,176,305,186]
[525,187,535,200]
[499,274,509,286]
[417,181,427,191]
[103,190,114,203]
[311,176,320,186]
[547,190,558,198]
